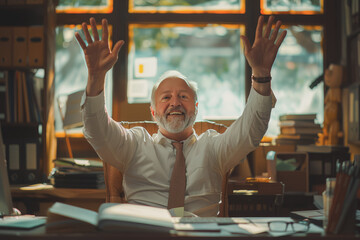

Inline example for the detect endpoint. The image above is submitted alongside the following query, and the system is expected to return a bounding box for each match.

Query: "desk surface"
[11,185,105,199]
[11,185,106,215]
[0,226,358,240]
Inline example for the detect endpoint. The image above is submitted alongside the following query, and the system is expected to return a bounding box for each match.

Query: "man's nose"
[170,96,181,107]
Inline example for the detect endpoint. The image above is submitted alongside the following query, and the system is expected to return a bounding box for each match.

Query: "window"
[261,0,323,14]
[269,25,323,136]
[129,0,245,13]
[54,25,113,131]
[128,24,245,120]
[56,0,113,13]
[55,1,113,132]
[55,0,333,138]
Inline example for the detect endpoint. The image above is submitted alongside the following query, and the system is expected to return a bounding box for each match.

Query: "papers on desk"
[174,223,220,232]
[216,217,324,237]
[46,202,325,236]
[220,221,268,235]
[0,215,46,230]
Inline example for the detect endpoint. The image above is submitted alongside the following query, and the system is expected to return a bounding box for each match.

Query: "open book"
[46,202,174,233]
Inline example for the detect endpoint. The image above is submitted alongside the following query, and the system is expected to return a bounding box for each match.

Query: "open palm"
[75,18,124,76]
[241,16,287,76]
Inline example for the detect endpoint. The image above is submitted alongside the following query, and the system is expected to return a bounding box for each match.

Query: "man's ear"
[195,101,199,115]
[150,106,156,120]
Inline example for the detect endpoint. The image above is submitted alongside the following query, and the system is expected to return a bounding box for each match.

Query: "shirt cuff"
[80,90,106,114]
[248,87,277,111]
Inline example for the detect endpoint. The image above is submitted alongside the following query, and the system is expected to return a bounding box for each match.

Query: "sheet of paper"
[0,216,46,229]
[220,223,268,235]
[291,209,324,220]
[245,217,324,237]
[174,223,220,232]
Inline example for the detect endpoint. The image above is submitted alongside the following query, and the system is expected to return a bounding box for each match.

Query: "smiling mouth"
[169,112,183,115]
[167,111,185,118]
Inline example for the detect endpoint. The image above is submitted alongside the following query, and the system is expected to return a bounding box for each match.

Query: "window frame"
[55,0,341,123]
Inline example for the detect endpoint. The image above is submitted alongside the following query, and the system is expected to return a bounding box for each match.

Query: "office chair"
[103,120,231,216]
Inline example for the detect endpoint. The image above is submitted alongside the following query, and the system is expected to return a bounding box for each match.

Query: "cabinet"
[0,1,56,184]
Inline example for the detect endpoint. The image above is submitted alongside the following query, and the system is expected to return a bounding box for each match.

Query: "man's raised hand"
[75,18,124,96]
[240,15,287,77]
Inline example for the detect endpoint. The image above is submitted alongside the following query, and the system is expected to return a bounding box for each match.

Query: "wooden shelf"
[11,184,105,215]
[1,0,57,184]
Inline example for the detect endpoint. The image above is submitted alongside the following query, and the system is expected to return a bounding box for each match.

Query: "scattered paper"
[174,223,220,232]
[220,223,268,235]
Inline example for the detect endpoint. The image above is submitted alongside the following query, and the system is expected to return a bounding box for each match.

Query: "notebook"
[0,123,46,229]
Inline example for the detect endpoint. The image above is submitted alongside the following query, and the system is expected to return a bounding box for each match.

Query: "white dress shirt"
[81,87,274,217]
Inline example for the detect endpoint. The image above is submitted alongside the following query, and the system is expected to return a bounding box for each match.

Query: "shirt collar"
[153,129,198,148]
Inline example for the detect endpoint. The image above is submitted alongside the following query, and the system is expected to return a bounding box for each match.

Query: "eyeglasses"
[268,220,310,233]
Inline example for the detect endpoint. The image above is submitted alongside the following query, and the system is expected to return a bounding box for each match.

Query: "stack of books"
[275,114,322,145]
[49,158,105,189]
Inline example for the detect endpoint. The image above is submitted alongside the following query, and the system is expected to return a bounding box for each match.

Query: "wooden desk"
[11,185,105,216]
[227,180,284,217]
[0,226,359,240]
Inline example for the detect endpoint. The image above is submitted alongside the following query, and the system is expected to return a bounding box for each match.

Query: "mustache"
[165,106,186,115]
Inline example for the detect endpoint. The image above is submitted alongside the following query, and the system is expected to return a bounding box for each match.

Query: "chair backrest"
[103,120,229,216]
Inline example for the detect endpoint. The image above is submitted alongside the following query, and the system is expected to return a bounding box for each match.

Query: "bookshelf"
[345,1,360,145]
[0,1,56,184]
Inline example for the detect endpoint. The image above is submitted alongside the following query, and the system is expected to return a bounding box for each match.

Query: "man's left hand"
[241,15,287,77]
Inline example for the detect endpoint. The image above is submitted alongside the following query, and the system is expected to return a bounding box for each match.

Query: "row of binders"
[2,124,41,184]
[0,70,42,124]
[326,159,360,234]
[0,26,44,67]
[0,0,44,5]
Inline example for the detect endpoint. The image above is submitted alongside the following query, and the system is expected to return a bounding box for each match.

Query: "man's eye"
[180,95,188,99]
[162,96,170,100]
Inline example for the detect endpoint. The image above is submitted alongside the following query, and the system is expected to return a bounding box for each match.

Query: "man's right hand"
[75,17,124,96]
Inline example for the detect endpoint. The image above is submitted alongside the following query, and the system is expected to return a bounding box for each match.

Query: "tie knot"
[172,142,183,151]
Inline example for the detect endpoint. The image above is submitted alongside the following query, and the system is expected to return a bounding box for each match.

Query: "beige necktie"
[167,142,186,216]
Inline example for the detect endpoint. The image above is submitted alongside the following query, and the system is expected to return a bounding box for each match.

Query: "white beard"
[155,106,197,134]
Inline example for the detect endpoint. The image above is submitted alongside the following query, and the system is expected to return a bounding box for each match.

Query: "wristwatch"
[251,75,272,83]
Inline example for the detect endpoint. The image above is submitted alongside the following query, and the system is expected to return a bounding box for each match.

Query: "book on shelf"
[21,72,31,123]
[278,120,321,128]
[50,158,104,189]
[277,134,319,140]
[290,210,323,227]
[51,171,105,189]
[279,114,317,121]
[296,145,349,153]
[280,126,322,135]
[0,71,9,123]
[2,70,42,124]
[53,158,103,171]
[274,138,317,146]
[46,202,175,233]
[276,114,321,145]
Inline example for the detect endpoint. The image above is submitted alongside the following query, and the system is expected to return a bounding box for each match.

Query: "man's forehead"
[156,77,192,93]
